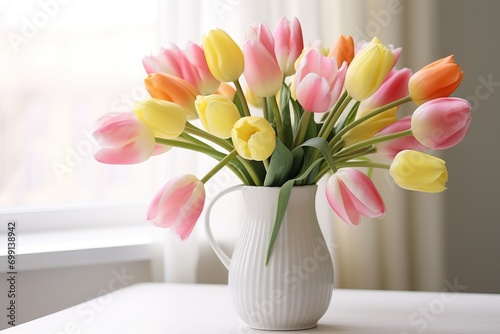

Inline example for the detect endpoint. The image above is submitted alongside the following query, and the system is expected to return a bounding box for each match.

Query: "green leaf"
[280,101,293,148]
[300,137,337,174]
[304,109,318,140]
[289,95,304,136]
[265,158,325,265]
[263,138,293,186]
[289,147,304,179]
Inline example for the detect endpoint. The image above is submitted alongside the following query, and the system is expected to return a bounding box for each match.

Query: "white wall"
[437,0,500,293]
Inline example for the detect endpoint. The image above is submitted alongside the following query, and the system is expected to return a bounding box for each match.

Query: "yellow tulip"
[195,95,241,139]
[344,37,394,101]
[389,150,448,193]
[244,86,264,109]
[202,28,244,82]
[134,98,186,139]
[342,107,398,146]
[231,116,276,161]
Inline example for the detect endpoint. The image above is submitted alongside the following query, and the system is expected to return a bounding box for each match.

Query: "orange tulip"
[408,55,464,105]
[328,35,354,68]
[144,73,201,120]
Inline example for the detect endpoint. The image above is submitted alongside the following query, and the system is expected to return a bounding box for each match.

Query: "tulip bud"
[143,43,220,95]
[411,97,471,150]
[325,168,385,226]
[359,68,412,112]
[244,23,282,97]
[390,150,448,193]
[144,73,200,120]
[134,98,187,139]
[147,174,206,240]
[231,116,276,161]
[93,113,155,164]
[183,41,221,94]
[328,35,355,68]
[195,94,241,139]
[343,68,413,145]
[344,37,394,101]
[293,48,347,112]
[409,55,464,105]
[273,16,304,76]
[202,28,244,82]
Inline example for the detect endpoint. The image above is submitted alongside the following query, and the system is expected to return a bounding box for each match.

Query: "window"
[0,0,162,213]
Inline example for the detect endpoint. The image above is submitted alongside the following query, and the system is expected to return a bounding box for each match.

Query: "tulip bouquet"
[93,17,470,261]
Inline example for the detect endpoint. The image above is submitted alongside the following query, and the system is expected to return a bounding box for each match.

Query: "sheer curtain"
[152,0,445,291]
[0,0,443,291]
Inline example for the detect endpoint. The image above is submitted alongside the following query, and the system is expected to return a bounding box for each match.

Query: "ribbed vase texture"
[228,185,334,330]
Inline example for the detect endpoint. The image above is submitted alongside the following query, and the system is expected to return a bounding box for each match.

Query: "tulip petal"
[390,150,448,193]
[326,169,385,226]
[243,40,282,97]
[296,74,333,112]
[93,113,155,165]
[147,175,206,240]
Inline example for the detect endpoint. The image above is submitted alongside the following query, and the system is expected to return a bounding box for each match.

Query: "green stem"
[156,137,217,156]
[234,80,251,117]
[334,129,412,158]
[262,97,269,120]
[155,137,249,184]
[330,95,412,148]
[337,161,391,169]
[182,124,262,185]
[184,123,234,151]
[201,150,239,183]
[318,90,349,138]
[292,111,311,148]
[330,138,344,154]
[269,96,285,143]
[240,159,263,186]
[263,159,270,171]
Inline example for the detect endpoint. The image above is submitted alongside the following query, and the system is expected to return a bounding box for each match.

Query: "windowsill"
[0,224,153,272]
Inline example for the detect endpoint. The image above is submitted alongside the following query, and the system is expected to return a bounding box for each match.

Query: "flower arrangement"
[93,17,470,262]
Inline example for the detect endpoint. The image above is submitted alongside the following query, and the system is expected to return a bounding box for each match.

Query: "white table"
[4,283,500,333]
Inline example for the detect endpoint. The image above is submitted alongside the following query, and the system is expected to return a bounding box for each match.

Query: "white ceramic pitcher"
[205,184,334,330]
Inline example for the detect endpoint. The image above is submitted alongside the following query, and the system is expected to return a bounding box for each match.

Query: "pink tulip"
[294,48,347,112]
[358,68,412,113]
[325,168,385,226]
[411,97,472,150]
[273,16,304,76]
[147,174,206,240]
[244,23,282,97]
[143,42,220,95]
[93,113,155,164]
[375,116,427,159]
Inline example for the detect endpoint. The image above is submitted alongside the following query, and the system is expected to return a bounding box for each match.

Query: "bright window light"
[0,0,163,208]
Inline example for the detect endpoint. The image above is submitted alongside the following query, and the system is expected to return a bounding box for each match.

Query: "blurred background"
[0,0,499,328]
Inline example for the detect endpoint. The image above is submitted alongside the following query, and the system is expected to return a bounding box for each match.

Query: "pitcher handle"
[205,185,245,270]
